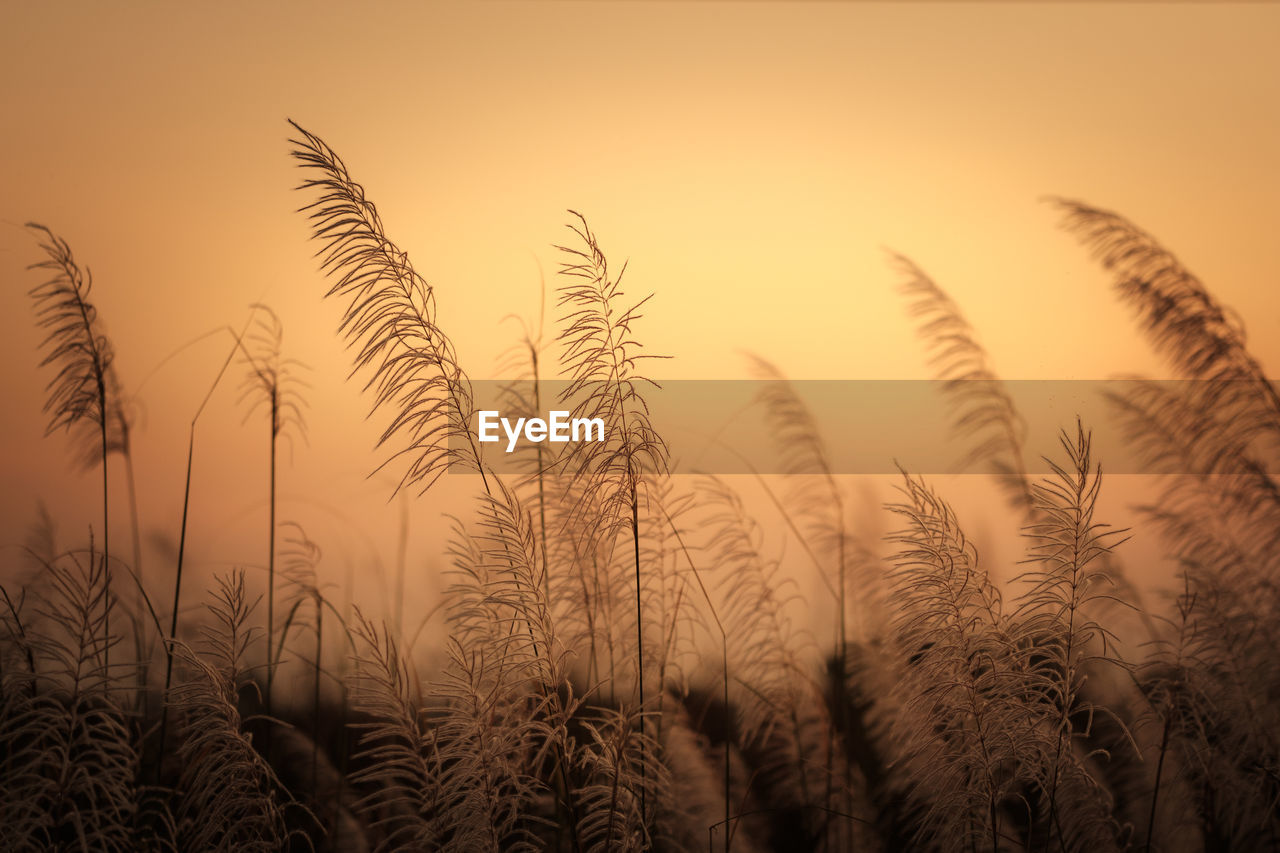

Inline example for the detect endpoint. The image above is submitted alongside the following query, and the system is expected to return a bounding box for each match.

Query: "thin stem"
[159,323,245,770]
[1045,479,1085,853]
[631,477,646,827]
[99,405,111,689]
[266,394,278,758]
[528,332,577,850]
[394,493,408,643]
[1144,713,1172,853]
[158,432,195,778]
[1146,578,1192,853]
[532,345,551,606]
[121,420,143,596]
[658,505,730,853]
[313,596,322,797]
[122,424,148,716]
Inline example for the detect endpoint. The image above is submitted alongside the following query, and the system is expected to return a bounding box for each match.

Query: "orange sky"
[3,2,1278,638]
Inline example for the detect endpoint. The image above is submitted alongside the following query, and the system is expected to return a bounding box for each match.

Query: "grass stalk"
[660,505,731,853]
[98,407,111,685]
[160,324,245,765]
[630,478,647,826]
[267,393,278,728]
[313,594,322,796]
[393,493,408,643]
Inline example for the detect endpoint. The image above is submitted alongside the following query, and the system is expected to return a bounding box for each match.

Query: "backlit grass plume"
[894,253,1032,510]
[26,223,120,680]
[170,571,295,852]
[1059,199,1280,848]
[345,613,439,852]
[747,355,872,847]
[746,355,852,651]
[441,479,584,851]
[0,550,136,852]
[288,120,487,493]
[885,472,1040,852]
[26,225,117,460]
[698,475,845,850]
[1014,423,1130,851]
[555,212,668,822]
[1052,198,1280,459]
[555,211,668,524]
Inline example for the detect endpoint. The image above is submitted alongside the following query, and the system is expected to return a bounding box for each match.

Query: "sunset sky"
[3,2,1278,632]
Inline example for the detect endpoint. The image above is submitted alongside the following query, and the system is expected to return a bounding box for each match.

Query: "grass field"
[2,121,1278,853]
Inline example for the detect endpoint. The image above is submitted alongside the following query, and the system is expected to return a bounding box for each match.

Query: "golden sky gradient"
[3,2,1278,632]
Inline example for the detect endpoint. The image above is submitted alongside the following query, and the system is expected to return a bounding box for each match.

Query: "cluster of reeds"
[1,123,1276,852]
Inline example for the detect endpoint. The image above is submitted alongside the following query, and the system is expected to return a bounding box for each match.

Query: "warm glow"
[3,3,1278,848]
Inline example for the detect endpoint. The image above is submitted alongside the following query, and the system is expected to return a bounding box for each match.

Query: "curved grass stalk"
[288,119,488,493]
[26,224,117,684]
[893,253,1032,511]
[159,320,251,769]
[747,355,862,846]
[237,304,308,726]
[555,211,668,825]
[1014,422,1131,851]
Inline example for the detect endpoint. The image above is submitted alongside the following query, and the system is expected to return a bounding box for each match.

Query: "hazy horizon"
[5,2,1278,621]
